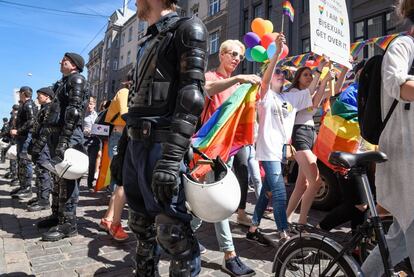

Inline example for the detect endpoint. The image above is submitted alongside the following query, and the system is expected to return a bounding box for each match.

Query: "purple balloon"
[243,32,261,49]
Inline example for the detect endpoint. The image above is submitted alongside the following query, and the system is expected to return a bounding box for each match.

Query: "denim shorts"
[292,124,316,151]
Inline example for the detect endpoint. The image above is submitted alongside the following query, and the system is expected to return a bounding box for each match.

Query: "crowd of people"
[1,0,414,276]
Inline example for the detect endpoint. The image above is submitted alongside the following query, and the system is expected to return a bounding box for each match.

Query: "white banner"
[310,0,351,68]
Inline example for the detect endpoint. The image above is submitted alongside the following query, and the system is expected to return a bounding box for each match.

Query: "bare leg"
[286,167,308,221]
[111,186,126,225]
[104,192,116,221]
[294,150,322,224]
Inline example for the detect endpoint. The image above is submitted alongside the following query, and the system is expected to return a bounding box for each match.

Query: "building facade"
[86,41,104,104]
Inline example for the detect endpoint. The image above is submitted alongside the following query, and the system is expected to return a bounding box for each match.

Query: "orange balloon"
[251,18,266,38]
[261,32,279,49]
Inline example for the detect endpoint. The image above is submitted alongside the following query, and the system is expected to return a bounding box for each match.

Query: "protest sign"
[310,0,351,68]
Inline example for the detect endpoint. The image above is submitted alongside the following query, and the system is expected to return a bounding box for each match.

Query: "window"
[302,0,309,13]
[192,7,199,17]
[138,21,147,33]
[121,33,125,47]
[120,55,124,67]
[267,2,273,22]
[386,12,397,34]
[127,50,131,64]
[113,59,118,70]
[302,37,310,53]
[209,0,220,16]
[114,36,119,48]
[106,36,111,49]
[128,26,133,42]
[243,9,249,34]
[209,31,220,54]
[254,4,264,18]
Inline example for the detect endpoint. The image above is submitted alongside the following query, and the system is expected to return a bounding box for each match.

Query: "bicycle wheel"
[273,234,362,277]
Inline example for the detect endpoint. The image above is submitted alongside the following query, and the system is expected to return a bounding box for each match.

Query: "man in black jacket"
[110,0,208,275]
[32,52,88,241]
[5,104,20,183]
[27,87,54,212]
[10,86,37,199]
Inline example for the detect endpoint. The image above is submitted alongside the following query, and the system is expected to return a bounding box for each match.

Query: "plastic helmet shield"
[183,157,241,223]
[0,139,9,149]
[6,145,17,160]
[54,148,89,180]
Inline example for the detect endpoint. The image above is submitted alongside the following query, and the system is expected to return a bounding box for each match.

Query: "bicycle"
[272,151,399,277]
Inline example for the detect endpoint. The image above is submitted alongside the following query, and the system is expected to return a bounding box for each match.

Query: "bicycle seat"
[328,151,388,169]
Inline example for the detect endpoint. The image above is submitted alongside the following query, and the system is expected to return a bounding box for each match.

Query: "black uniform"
[32,73,88,240]
[6,108,19,181]
[14,98,37,196]
[0,120,10,163]
[111,13,208,276]
[28,102,53,211]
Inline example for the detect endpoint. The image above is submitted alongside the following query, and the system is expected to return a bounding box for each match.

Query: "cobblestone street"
[0,161,329,277]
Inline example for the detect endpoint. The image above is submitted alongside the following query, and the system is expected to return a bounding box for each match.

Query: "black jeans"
[233,146,249,210]
[83,136,101,188]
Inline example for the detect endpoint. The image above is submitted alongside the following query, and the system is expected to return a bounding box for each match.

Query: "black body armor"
[33,73,88,158]
[16,99,37,137]
[32,102,51,139]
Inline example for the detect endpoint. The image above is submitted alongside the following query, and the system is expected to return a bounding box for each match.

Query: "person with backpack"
[361,1,414,275]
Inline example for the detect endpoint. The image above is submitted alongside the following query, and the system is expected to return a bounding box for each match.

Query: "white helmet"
[0,139,8,149]
[183,157,241,223]
[6,145,17,160]
[54,148,89,180]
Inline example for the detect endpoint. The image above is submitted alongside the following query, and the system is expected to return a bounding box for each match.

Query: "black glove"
[110,129,128,185]
[55,140,68,161]
[151,160,180,205]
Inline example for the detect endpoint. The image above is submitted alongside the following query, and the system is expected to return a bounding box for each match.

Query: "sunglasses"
[226,51,245,61]
[274,68,288,76]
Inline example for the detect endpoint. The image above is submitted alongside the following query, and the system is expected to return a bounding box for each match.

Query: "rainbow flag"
[313,83,360,170]
[374,33,399,50]
[191,84,258,178]
[282,1,294,22]
[350,40,366,58]
[292,53,310,67]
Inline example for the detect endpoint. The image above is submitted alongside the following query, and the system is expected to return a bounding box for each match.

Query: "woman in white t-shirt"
[286,61,337,225]
[246,34,325,242]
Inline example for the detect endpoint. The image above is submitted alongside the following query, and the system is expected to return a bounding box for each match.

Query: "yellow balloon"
[263,20,274,34]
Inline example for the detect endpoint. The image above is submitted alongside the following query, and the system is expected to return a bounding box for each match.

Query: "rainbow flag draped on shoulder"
[191,84,258,178]
[313,83,360,170]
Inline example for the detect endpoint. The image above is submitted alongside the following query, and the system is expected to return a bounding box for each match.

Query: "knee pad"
[155,214,197,259]
[128,210,156,240]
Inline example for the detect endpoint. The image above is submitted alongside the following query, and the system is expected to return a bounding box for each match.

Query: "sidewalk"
[0,161,321,277]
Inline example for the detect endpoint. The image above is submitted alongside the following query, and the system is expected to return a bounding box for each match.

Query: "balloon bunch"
[243,18,289,63]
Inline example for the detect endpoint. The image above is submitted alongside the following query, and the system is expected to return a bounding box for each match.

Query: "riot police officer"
[5,104,20,183]
[27,87,54,212]
[0,117,9,163]
[10,86,37,199]
[32,52,88,241]
[110,0,208,276]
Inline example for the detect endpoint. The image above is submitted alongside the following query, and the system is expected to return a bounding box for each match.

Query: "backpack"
[358,37,411,145]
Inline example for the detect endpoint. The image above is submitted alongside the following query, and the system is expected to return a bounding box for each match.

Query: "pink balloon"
[243,32,261,49]
[280,44,289,60]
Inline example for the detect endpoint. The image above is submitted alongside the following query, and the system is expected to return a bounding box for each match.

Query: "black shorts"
[292,125,316,151]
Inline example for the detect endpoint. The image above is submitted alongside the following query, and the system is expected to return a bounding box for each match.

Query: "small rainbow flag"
[374,33,399,50]
[282,1,294,22]
[292,53,311,67]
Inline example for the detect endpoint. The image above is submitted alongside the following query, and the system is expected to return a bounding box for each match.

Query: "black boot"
[10,179,19,186]
[28,200,50,212]
[4,172,12,179]
[42,213,77,241]
[37,214,59,229]
[12,187,32,199]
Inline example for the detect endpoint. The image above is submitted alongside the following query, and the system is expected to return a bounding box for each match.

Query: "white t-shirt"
[291,87,318,126]
[256,89,313,161]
